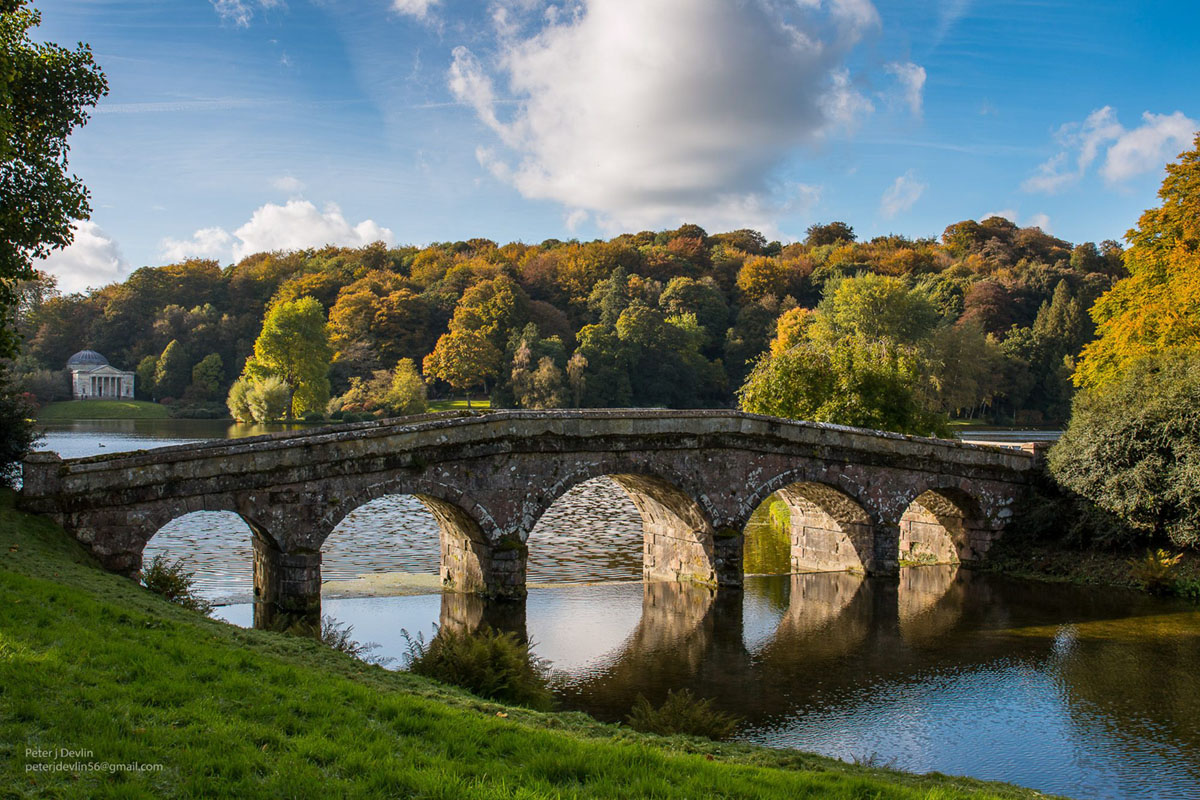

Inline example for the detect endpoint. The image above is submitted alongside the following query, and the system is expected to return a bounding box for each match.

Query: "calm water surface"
[36,420,1198,800]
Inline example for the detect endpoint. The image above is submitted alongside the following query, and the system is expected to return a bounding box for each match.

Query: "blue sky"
[35,0,1200,292]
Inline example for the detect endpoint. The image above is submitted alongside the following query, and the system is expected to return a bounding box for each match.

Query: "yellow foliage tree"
[1075,133,1200,390]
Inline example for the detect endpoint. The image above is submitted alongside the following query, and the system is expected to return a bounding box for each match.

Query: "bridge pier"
[252,534,322,633]
[440,532,528,599]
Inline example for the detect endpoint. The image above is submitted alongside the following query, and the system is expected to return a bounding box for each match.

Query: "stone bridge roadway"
[20,410,1042,628]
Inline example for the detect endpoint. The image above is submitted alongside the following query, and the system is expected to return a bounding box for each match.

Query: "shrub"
[403,626,553,710]
[1051,351,1200,548]
[1128,549,1184,594]
[246,375,290,423]
[626,689,740,740]
[1175,577,1200,604]
[139,554,213,615]
[226,377,253,421]
[301,411,325,423]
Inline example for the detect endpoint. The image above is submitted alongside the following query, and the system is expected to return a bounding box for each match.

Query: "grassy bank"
[0,493,1048,799]
[980,540,1200,601]
[37,400,170,421]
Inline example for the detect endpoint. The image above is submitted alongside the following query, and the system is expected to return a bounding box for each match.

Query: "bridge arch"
[897,486,988,566]
[314,477,508,598]
[742,472,877,575]
[523,463,725,588]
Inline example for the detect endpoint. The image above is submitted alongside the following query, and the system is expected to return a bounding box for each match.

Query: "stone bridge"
[19,410,1042,628]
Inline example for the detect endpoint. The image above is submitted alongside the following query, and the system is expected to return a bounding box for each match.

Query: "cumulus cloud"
[1023,106,1198,193]
[1103,111,1198,182]
[450,0,880,231]
[35,221,128,294]
[885,61,926,116]
[163,201,394,263]
[880,171,926,218]
[160,227,234,262]
[392,0,440,19]
[211,0,282,28]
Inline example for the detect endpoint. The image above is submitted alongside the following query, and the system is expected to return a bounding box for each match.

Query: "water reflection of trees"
[437,568,1200,763]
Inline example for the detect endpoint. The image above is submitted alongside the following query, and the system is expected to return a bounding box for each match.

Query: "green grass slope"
[0,493,1055,799]
[37,400,171,421]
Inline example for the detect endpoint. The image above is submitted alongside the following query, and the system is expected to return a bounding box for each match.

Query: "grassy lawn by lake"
[0,491,1048,799]
[428,398,491,411]
[37,400,170,421]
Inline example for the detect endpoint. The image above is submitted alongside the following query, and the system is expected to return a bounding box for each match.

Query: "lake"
[35,418,1198,800]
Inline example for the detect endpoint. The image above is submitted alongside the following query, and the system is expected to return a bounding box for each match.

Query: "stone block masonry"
[21,410,1038,630]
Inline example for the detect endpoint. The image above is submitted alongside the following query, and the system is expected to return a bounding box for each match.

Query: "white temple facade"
[67,350,135,400]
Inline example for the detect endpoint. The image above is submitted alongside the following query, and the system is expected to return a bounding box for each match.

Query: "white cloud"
[450,0,880,231]
[160,227,234,262]
[1102,111,1198,182]
[211,0,282,28]
[35,221,128,294]
[885,61,926,117]
[160,201,394,263]
[271,175,305,193]
[392,0,440,19]
[1024,106,1197,193]
[880,171,926,218]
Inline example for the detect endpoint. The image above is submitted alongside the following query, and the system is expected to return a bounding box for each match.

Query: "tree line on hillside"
[11,216,1124,428]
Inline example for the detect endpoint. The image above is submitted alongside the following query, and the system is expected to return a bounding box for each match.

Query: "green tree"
[739,337,947,436]
[245,297,331,419]
[154,340,190,400]
[135,354,157,401]
[1051,351,1200,548]
[810,273,939,345]
[804,221,856,247]
[382,358,428,416]
[0,0,107,357]
[189,353,223,400]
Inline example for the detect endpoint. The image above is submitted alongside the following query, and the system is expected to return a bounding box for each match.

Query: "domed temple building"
[67,350,136,400]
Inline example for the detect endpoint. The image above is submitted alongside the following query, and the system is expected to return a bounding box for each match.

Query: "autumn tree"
[423,328,500,407]
[243,297,331,418]
[1074,133,1200,390]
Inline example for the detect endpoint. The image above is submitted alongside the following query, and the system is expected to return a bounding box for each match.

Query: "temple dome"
[66,350,109,369]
